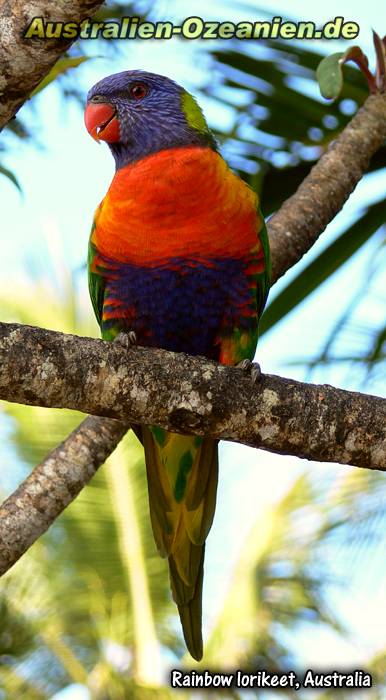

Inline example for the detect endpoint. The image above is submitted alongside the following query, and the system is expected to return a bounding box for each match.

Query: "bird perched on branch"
[84,70,270,660]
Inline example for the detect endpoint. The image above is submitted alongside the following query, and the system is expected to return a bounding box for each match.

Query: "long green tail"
[142,426,218,660]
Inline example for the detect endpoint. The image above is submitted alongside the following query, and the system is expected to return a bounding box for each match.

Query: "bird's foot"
[114,330,137,348]
[237,358,262,384]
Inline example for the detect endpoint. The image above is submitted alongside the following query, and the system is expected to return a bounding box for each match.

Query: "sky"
[0,0,385,697]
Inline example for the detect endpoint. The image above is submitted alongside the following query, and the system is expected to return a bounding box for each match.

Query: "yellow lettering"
[24,17,45,39]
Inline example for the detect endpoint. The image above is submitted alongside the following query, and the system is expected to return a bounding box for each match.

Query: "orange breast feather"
[92,146,262,266]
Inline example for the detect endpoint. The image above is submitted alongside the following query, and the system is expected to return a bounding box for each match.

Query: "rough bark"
[0,0,104,128]
[269,93,386,282]
[0,322,384,472]
[0,415,127,575]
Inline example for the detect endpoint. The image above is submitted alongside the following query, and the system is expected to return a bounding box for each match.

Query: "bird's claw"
[114,330,137,348]
[237,358,262,384]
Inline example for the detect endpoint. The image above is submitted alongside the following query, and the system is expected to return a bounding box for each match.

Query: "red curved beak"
[84,102,120,143]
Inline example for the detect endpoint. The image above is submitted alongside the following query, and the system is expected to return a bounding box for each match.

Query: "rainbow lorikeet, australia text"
[84,70,271,660]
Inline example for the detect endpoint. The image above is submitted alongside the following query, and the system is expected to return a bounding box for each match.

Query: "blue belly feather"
[97,254,257,358]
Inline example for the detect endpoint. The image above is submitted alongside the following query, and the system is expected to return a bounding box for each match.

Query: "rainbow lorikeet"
[84,70,270,660]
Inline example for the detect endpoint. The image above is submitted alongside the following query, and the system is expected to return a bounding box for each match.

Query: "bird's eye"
[130,83,148,100]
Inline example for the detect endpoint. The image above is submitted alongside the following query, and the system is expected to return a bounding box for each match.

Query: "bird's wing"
[219,202,271,366]
[88,211,106,328]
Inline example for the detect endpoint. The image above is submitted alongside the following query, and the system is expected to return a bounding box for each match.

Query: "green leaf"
[316,52,346,99]
[30,56,91,97]
[0,164,22,192]
[317,47,374,100]
[260,199,386,336]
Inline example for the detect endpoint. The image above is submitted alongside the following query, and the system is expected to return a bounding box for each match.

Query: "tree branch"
[269,93,386,282]
[0,416,127,575]
[0,322,384,471]
[1,318,384,575]
[0,0,104,129]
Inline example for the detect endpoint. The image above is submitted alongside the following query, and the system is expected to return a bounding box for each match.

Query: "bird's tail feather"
[142,426,218,660]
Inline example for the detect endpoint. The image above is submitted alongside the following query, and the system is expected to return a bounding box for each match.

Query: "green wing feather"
[219,201,271,365]
[88,233,105,329]
[255,210,271,325]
